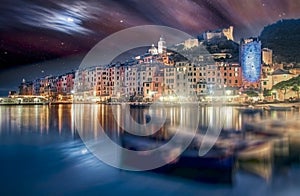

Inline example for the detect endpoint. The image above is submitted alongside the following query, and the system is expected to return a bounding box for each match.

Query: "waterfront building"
[37,75,58,97]
[163,66,176,96]
[142,69,164,101]
[19,79,34,95]
[56,72,75,95]
[125,66,138,97]
[73,67,98,102]
[218,63,243,88]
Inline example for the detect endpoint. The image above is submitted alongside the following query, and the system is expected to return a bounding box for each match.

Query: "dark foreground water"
[1,104,300,195]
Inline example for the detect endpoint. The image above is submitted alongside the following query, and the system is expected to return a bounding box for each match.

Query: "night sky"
[0,0,300,95]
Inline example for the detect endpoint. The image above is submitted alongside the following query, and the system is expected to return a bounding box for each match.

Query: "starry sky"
[0,0,300,95]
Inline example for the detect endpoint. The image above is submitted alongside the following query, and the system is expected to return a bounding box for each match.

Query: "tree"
[272,75,300,100]
[244,90,259,97]
[273,81,289,100]
[291,85,300,99]
[263,89,272,97]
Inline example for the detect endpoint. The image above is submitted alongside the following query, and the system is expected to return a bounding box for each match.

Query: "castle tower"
[240,38,262,85]
[222,26,234,41]
[262,48,273,65]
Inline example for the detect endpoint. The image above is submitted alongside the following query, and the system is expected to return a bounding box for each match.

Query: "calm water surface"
[1,104,300,195]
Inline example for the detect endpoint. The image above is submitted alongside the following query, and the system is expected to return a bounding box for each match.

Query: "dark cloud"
[0,0,300,94]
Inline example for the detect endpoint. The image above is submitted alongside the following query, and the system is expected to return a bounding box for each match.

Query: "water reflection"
[0,105,75,137]
[1,104,298,136]
[1,104,300,183]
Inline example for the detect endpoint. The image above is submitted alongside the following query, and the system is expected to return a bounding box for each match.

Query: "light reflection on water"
[0,104,300,195]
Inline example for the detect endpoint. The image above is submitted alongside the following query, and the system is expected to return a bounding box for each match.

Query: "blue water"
[1,105,300,195]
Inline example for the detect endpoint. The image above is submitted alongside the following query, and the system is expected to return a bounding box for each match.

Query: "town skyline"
[10,31,299,105]
[0,18,299,97]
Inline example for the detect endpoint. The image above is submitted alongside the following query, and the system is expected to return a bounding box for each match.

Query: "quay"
[0,95,49,105]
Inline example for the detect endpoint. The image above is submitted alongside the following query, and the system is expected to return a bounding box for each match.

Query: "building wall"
[218,63,242,88]
[240,38,262,84]
[272,73,296,86]
[261,75,273,90]
[184,38,199,49]
[262,48,273,65]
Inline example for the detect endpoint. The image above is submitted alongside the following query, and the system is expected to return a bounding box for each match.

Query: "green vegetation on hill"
[171,37,239,63]
[204,38,239,62]
[260,19,300,64]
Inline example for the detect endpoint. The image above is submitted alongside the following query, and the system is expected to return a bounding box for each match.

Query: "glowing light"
[67,17,74,22]
[81,148,88,155]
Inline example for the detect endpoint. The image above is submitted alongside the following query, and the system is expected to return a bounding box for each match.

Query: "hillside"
[260,19,300,64]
